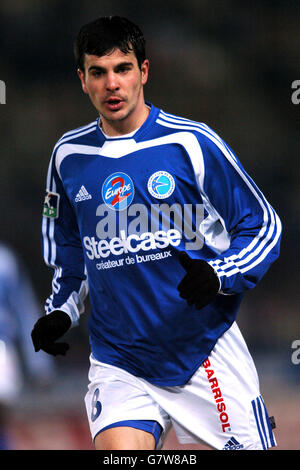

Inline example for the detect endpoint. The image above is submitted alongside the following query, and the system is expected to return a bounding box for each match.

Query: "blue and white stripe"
[251,395,276,449]
[42,124,97,268]
[56,120,98,146]
[156,111,282,281]
[42,127,93,320]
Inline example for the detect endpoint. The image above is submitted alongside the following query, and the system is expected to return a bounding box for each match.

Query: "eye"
[91,70,103,77]
[118,66,131,74]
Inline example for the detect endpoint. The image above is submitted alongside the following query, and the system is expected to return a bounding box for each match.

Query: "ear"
[77,68,88,94]
[140,59,149,86]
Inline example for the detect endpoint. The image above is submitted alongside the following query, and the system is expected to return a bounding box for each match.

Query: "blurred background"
[0,0,299,450]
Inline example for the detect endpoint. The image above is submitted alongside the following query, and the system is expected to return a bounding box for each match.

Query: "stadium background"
[0,0,299,450]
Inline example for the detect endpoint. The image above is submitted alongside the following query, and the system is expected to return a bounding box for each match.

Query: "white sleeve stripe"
[156,115,281,277]
[55,143,101,178]
[53,126,97,155]
[159,111,239,163]
[239,214,281,274]
[211,205,276,272]
[211,213,281,278]
[42,216,50,267]
[158,115,279,276]
[51,267,61,293]
[42,165,62,304]
[42,154,55,268]
[57,120,97,141]
[42,151,59,269]
[47,177,57,269]
[42,155,88,321]
[213,206,276,270]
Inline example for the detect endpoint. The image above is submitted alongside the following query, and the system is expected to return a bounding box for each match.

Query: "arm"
[177,126,281,309]
[42,148,88,320]
[198,128,282,294]
[32,147,88,355]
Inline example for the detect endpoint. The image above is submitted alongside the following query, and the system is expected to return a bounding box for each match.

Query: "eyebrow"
[87,61,134,73]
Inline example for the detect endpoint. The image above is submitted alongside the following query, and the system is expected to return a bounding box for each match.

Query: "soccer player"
[31,16,282,450]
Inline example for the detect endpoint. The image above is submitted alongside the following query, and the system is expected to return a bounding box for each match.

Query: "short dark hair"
[74,16,146,71]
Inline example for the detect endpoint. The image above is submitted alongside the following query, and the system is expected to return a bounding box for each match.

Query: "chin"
[109,110,131,123]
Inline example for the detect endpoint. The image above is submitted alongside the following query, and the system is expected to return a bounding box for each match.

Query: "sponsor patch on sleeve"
[43,190,60,219]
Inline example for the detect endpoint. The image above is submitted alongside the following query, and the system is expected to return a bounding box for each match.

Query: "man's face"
[78,48,149,130]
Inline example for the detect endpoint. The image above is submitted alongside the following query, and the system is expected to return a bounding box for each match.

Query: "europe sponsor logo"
[102,172,134,211]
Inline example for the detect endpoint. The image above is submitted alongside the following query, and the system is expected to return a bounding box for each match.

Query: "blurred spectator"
[0,242,55,449]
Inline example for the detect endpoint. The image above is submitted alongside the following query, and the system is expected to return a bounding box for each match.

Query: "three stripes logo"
[75,186,92,202]
[251,395,276,449]
[222,436,244,450]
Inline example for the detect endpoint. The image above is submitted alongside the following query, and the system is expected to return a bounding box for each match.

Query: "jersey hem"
[89,350,210,387]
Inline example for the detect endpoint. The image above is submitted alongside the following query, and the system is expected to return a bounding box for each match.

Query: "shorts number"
[91,387,102,422]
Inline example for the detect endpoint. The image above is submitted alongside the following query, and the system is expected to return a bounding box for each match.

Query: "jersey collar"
[96,102,160,143]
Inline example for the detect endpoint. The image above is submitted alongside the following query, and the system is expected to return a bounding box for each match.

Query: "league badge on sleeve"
[43,190,60,218]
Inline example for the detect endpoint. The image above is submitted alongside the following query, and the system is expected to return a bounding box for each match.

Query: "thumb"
[178,251,194,272]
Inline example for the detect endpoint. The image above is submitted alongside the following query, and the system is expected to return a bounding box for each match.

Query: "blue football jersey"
[42,103,282,386]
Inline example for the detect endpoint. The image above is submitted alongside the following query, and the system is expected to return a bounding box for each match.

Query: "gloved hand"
[31,310,72,356]
[177,251,220,309]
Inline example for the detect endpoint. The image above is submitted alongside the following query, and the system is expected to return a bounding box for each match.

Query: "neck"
[100,101,150,137]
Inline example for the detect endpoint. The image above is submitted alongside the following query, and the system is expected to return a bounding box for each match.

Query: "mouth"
[104,98,124,111]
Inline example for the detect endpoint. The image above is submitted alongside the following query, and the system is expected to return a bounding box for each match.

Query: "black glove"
[177,251,220,309]
[31,310,72,356]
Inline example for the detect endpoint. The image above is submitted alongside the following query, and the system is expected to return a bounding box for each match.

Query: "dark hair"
[74,16,146,71]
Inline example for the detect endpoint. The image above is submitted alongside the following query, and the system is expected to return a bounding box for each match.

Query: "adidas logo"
[75,186,92,202]
[222,436,244,450]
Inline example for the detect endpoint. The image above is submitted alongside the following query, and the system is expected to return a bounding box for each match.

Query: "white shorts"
[84,322,276,450]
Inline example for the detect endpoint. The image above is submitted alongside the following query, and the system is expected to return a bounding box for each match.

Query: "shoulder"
[53,119,99,153]
[156,108,210,135]
[155,108,222,146]
[155,109,233,158]
[155,109,241,172]
[46,119,99,178]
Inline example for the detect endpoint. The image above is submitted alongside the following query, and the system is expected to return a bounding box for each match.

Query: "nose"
[106,72,119,91]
